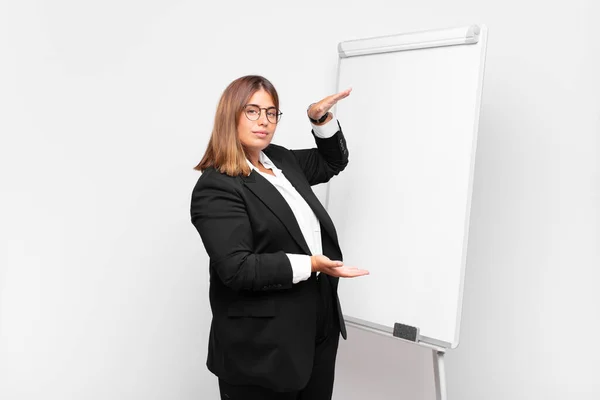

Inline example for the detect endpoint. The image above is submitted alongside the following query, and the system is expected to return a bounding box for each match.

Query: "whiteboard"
[327,25,488,348]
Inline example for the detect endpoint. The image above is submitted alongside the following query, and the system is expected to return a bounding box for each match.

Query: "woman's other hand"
[310,254,369,278]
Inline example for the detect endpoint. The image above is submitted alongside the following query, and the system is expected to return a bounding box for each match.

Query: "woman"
[190,75,368,400]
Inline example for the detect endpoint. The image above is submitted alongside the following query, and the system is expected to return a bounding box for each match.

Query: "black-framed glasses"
[243,104,283,124]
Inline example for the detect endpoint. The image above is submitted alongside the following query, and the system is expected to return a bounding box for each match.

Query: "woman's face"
[237,89,277,155]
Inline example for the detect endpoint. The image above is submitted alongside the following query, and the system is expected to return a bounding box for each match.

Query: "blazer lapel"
[240,171,312,255]
[270,153,340,246]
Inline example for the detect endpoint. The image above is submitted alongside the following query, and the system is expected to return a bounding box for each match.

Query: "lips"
[253,131,268,137]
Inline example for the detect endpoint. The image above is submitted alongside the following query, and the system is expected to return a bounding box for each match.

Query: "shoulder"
[192,167,244,197]
[190,168,248,218]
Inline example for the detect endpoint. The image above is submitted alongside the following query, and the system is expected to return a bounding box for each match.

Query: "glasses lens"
[245,105,260,121]
[266,108,280,123]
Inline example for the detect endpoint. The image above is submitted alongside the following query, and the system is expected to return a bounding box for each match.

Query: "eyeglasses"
[243,104,283,124]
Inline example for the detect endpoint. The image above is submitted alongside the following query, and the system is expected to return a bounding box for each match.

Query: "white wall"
[1,1,598,399]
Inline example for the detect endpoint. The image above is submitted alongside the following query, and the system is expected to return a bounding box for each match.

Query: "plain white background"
[1,1,598,399]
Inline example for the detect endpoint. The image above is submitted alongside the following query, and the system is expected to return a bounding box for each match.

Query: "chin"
[254,138,273,148]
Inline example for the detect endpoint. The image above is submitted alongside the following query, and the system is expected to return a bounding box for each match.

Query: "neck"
[246,150,260,168]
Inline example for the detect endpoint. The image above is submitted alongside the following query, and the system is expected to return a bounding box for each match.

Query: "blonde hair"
[195,75,280,176]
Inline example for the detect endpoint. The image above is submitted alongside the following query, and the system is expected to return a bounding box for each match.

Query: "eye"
[266,108,278,118]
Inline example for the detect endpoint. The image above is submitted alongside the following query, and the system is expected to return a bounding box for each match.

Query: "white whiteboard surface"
[328,25,487,348]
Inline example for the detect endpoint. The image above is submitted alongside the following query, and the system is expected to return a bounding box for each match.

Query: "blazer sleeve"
[190,172,294,292]
[290,121,349,186]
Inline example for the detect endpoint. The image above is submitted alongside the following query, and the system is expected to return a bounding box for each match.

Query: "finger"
[335,87,352,99]
[328,260,344,267]
[324,264,357,271]
[345,269,370,277]
[340,266,368,273]
[330,88,352,102]
[325,266,369,277]
[336,270,369,278]
[317,88,352,110]
[319,90,351,112]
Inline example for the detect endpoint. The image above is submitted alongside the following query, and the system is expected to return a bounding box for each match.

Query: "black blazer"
[190,124,349,392]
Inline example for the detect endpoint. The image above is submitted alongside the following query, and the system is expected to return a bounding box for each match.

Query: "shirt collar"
[246,151,280,175]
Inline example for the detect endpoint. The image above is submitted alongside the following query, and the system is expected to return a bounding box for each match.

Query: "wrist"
[307,103,330,124]
[312,112,331,126]
[310,256,317,272]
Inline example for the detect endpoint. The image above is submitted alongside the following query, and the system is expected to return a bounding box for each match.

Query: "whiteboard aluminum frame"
[329,24,488,350]
[345,316,448,352]
[338,25,480,58]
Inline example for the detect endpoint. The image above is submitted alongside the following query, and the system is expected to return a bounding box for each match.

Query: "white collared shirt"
[246,116,340,284]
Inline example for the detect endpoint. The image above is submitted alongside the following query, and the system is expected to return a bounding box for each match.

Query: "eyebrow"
[246,103,277,109]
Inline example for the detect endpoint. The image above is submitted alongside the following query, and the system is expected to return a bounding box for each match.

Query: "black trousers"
[218,275,341,400]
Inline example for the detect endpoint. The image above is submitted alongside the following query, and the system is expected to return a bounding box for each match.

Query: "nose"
[258,110,270,125]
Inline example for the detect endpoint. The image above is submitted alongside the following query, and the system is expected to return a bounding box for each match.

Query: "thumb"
[327,259,343,267]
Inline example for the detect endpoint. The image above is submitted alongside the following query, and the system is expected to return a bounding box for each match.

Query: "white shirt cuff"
[286,254,312,284]
[311,115,339,139]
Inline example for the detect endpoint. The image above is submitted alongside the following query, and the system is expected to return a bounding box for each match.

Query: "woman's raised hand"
[310,254,369,278]
[307,88,352,121]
